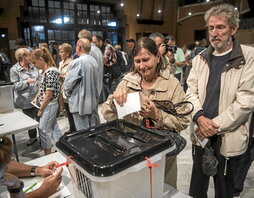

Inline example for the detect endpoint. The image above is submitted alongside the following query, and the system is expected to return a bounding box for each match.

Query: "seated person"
[0,136,63,198]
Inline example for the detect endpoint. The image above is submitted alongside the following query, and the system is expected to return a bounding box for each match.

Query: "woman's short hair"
[0,136,12,170]
[59,43,73,57]
[133,37,163,73]
[204,4,240,28]
[15,48,30,61]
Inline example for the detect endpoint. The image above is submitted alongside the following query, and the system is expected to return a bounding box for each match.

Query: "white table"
[0,152,74,198]
[23,152,74,198]
[0,110,38,161]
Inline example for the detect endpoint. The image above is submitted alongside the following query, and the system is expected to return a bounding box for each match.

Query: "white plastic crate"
[0,84,14,113]
[60,149,171,198]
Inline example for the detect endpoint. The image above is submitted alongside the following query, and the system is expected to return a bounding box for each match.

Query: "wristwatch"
[8,181,24,194]
[30,166,38,176]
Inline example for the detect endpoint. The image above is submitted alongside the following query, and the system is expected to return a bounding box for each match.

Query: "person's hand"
[59,74,65,81]
[139,98,160,121]
[195,127,206,141]
[31,97,37,105]
[28,168,63,198]
[196,115,219,138]
[113,87,128,107]
[37,109,43,117]
[36,161,58,177]
[166,51,175,64]
[26,78,36,84]
[1,173,21,189]
[158,43,166,56]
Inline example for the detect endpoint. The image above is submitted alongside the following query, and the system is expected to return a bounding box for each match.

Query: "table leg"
[11,134,19,162]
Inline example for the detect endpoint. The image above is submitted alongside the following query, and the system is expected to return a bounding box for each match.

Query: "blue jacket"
[64,53,100,116]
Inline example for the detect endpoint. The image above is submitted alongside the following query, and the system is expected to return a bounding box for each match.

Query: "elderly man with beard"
[186,4,254,198]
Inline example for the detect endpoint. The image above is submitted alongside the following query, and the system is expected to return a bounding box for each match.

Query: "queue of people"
[0,3,254,198]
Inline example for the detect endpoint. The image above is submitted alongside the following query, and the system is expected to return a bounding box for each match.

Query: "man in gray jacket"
[78,29,103,96]
[64,38,100,131]
[186,4,254,198]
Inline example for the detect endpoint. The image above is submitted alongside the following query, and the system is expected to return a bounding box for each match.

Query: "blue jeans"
[39,102,62,149]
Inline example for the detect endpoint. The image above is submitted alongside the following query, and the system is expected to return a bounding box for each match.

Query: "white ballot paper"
[113,92,141,119]
[193,124,209,148]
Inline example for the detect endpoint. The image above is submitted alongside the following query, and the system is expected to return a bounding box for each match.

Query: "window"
[107,31,118,45]
[22,0,122,48]
[77,4,89,25]
[28,0,46,22]
[32,25,45,43]
[63,2,75,24]
[101,6,113,26]
[91,31,103,37]
[23,27,31,47]
[48,29,75,47]
[49,0,61,24]
[90,5,101,25]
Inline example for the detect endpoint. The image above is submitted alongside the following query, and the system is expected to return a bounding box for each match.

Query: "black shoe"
[26,138,38,146]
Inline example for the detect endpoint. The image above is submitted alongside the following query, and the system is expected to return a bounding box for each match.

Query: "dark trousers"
[22,107,38,139]
[189,136,240,198]
[64,102,76,132]
[234,137,254,196]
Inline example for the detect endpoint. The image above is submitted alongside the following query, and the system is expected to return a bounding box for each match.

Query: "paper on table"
[23,181,71,198]
[113,92,141,119]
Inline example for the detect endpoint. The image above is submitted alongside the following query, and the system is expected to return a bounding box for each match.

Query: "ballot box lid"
[56,119,174,177]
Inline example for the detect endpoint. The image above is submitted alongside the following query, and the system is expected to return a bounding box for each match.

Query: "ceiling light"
[120,3,124,7]
[158,9,161,13]
[188,12,192,16]
[136,13,140,17]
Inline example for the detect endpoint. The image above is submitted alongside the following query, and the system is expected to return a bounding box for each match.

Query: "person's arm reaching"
[6,161,58,178]
[25,168,63,198]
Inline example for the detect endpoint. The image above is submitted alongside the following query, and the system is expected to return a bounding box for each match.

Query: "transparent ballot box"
[56,119,175,198]
[0,82,14,113]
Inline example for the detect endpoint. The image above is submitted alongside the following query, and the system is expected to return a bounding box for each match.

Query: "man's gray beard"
[210,36,233,53]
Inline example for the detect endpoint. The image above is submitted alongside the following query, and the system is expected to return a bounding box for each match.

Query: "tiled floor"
[13,111,254,198]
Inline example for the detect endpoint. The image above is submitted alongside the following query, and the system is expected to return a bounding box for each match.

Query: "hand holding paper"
[113,92,141,119]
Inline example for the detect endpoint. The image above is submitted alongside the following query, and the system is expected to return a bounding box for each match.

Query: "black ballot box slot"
[56,119,175,177]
